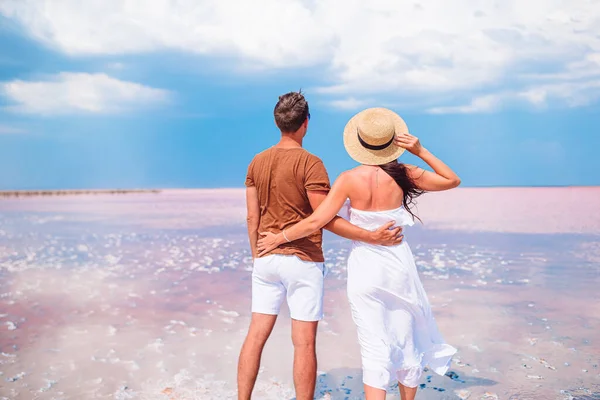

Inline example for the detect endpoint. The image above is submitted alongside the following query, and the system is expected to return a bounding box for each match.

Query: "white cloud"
[107,62,126,70]
[0,0,332,67]
[0,125,26,134]
[1,73,170,115]
[519,80,600,108]
[326,97,372,111]
[428,80,600,114]
[2,0,600,113]
[427,95,502,114]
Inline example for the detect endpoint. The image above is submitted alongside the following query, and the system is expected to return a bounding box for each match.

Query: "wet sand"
[0,188,599,399]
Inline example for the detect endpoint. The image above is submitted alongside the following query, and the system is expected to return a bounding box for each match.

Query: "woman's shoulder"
[343,165,370,176]
[336,167,364,183]
[341,165,377,182]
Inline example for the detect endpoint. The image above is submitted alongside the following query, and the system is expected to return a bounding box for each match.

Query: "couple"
[237,91,460,400]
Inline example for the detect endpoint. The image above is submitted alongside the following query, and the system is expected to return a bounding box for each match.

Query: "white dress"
[338,201,457,390]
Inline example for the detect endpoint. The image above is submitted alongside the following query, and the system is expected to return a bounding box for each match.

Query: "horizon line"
[1,184,600,195]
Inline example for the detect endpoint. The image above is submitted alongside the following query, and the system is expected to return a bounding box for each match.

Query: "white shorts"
[252,254,326,322]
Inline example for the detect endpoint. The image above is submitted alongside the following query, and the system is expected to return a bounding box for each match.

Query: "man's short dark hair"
[274,91,310,133]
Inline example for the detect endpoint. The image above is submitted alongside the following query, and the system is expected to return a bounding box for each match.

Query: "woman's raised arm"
[395,132,461,192]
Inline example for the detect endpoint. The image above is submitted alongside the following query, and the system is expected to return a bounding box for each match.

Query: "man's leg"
[291,319,318,400]
[399,384,417,400]
[285,258,325,400]
[237,313,278,400]
[239,255,285,400]
[364,384,387,400]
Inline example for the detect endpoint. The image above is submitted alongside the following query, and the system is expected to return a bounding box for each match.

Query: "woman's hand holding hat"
[394,132,423,156]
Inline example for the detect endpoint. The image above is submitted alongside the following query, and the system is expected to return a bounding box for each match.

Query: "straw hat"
[343,107,408,165]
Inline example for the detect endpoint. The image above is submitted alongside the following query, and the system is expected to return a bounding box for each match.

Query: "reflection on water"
[0,188,599,399]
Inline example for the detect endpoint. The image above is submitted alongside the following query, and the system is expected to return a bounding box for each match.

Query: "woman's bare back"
[345,165,405,212]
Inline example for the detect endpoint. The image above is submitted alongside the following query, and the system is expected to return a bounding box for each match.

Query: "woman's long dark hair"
[379,160,424,222]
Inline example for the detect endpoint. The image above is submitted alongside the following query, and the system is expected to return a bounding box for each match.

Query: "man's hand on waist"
[367,221,404,246]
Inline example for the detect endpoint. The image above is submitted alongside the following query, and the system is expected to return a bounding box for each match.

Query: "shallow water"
[0,188,599,399]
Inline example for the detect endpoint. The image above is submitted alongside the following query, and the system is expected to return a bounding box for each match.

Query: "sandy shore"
[0,188,599,399]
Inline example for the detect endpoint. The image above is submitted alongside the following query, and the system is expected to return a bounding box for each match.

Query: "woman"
[257,107,460,400]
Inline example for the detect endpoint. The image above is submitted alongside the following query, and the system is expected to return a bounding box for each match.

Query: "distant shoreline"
[0,189,161,198]
[1,185,599,198]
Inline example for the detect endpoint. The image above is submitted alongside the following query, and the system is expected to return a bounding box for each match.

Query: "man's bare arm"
[246,186,260,258]
[307,190,403,246]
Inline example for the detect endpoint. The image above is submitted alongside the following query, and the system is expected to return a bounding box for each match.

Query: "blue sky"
[1,1,599,190]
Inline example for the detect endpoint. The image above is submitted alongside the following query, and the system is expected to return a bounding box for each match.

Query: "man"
[237,91,403,400]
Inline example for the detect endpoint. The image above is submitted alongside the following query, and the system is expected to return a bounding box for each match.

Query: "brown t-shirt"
[245,147,331,262]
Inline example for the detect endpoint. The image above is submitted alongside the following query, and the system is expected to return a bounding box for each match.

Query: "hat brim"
[343,107,407,166]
